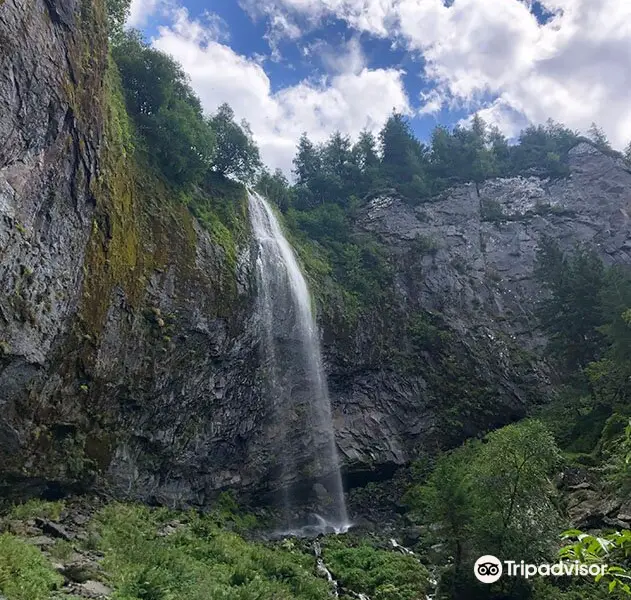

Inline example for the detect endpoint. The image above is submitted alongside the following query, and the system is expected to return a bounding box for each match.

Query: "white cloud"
[127,0,162,27]
[152,10,410,175]
[247,0,631,148]
[305,37,366,75]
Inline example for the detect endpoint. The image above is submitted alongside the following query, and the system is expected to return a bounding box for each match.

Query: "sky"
[127,0,631,176]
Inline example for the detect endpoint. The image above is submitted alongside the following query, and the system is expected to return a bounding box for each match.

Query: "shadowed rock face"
[1,0,631,508]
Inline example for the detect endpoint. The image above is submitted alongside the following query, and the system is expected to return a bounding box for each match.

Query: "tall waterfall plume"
[248,190,349,534]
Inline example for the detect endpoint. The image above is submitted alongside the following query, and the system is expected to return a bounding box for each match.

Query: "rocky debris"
[566,488,623,529]
[1,499,110,598]
[60,560,101,584]
[35,518,73,540]
[157,519,186,537]
[72,581,112,599]
[27,535,56,547]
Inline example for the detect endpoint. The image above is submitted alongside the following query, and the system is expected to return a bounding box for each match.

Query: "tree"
[471,420,562,560]
[511,120,579,177]
[535,237,606,369]
[256,169,293,212]
[379,112,429,201]
[428,116,502,191]
[209,103,261,182]
[585,266,631,410]
[106,0,131,43]
[409,420,562,599]
[353,130,380,172]
[293,133,322,186]
[587,122,612,152]
[487,125,510,174]
[113,32,215,186]
[322,131,353,180]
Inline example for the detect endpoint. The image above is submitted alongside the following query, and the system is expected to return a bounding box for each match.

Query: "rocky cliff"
[328,143,631,479]
[1,0,631,509]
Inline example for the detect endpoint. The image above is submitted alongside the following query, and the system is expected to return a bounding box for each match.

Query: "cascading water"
[248,190,349,534]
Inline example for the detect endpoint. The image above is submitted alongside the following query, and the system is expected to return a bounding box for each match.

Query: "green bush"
[323,542,429,600]
[93,503,331,600]
[8,499,65,522]
[0,534,63,600]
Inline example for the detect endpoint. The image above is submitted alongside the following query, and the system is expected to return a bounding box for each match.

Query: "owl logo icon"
[474,555,503,583]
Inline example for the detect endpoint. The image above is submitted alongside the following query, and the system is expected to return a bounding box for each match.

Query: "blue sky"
[129,0,631,175]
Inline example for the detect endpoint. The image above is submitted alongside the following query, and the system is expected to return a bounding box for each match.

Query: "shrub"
[0,534,63,600]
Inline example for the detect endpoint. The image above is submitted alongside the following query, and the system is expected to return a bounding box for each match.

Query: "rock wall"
[328,143,631,476]
[2,0,631,508]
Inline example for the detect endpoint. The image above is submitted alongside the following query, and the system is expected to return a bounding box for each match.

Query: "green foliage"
[112,32,215,187]
[49,539,75,561]
[408,312,449,352]
[106,0,131,43]
[380,112,430,201]
[601,417,631,494]
[186,173,248,276]
[256,168,293,212]
[323,540,429,600]
[480,199,506,222]
[560,529,631,595]
[407,420,562,596]
[429,115,501,191]
[587,123,613,153]
[8,499,65,522]
[0,534,63,600]
[511,120,579,177]
[535,237,606,369]
[209,103,261,182]
[93,503,330,600]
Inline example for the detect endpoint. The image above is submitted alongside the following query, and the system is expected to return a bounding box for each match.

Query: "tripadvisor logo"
[474,555,607,583]
[474,556,503,583]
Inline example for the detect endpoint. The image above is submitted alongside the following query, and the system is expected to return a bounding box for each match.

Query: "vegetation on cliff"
[2,2,630,600]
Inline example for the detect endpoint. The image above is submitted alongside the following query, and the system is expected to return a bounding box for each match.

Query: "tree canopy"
[209,104,261,183]
[111,33,261,189]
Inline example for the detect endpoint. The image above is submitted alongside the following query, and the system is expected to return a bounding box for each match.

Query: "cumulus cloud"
[127,0,163,27]
[152,10,410,175]
[247,0,631,148]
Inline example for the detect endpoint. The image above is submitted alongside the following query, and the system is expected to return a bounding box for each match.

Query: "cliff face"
[2,0,631,507]
[327,143,631,477]
[0,0,267,505]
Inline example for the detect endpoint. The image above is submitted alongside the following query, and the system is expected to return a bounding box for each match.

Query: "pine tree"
[587,122,611,152]
[293,133,321,186]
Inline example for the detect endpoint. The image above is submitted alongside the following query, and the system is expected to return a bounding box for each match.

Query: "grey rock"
[26,535,56,547]
[61,561,100,584]
[78,581,112,598]
[35,518,73,540]
[1,0,631,509]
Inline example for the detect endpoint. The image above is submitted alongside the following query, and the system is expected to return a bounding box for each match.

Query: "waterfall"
[248,190,349,534]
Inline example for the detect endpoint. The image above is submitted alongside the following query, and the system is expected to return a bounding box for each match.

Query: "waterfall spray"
[248,190,349,534]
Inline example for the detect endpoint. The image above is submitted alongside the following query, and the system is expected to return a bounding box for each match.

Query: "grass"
[8,500,65,522]
[0,534,63,600]
[93,503,331,600]
[49,539,75,561]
